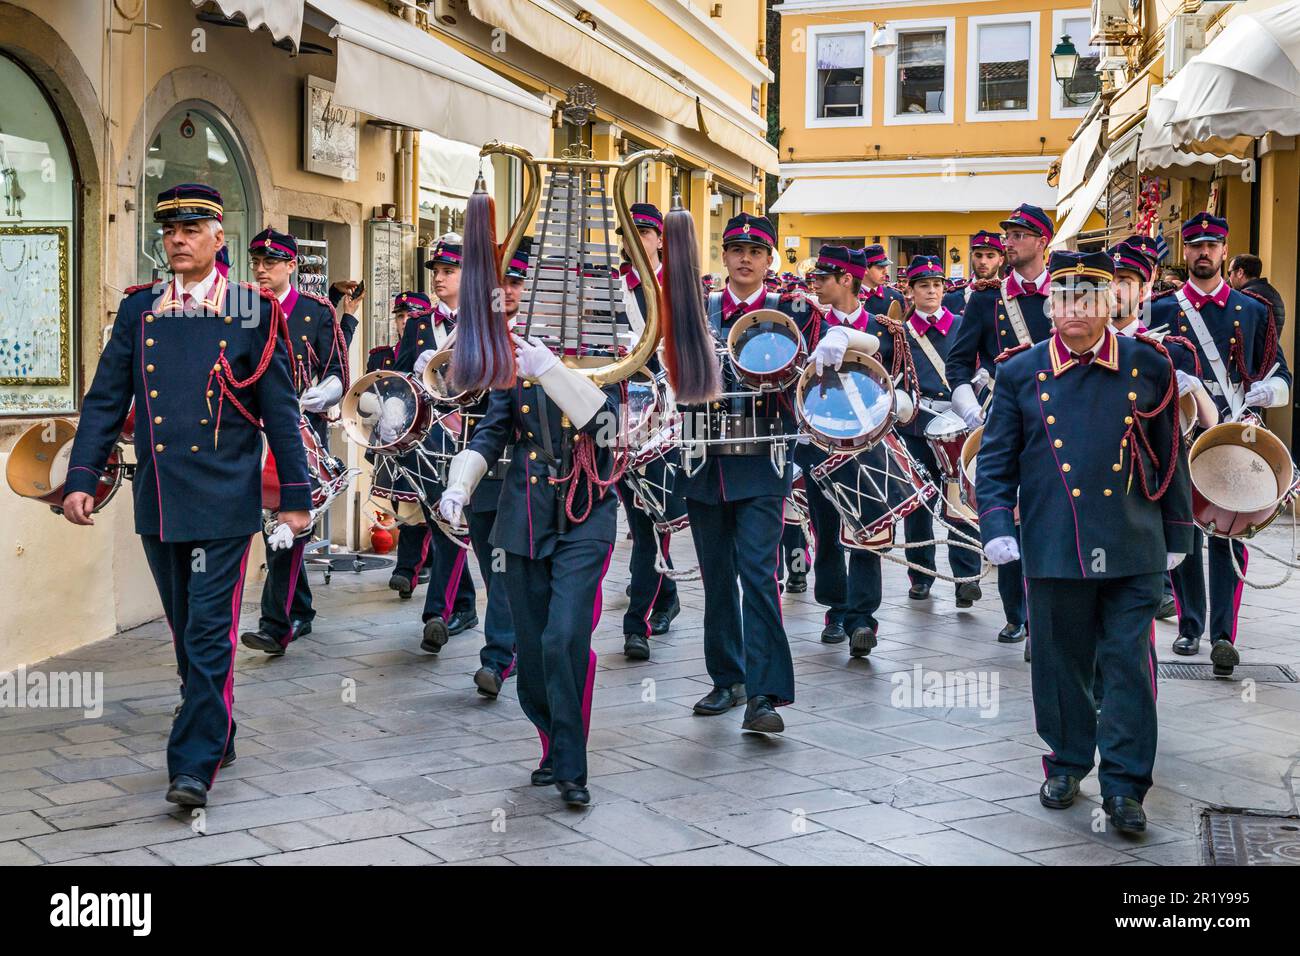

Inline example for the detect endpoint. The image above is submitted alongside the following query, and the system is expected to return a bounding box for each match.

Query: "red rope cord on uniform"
[1126,339,1181,501]
[553,380,629,524]
[1230,289,1278,388]
[206,290,293,444]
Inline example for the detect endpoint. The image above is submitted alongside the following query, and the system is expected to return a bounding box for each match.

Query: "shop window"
[0,53,79,416]
[137,106,258,287]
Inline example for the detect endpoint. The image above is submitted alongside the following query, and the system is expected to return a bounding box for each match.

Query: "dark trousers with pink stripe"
[394,523,431,581]
[503,540,609,786]
[140,534,250,787]
[687,495,795,704]
[467,508,516,677]
[1168,530,1247,644]
[419,503,477,622]
[258,534,314,646]
[1027,573,1161,801]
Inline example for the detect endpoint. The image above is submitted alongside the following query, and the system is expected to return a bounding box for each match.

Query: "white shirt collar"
[831,304,864,323]
[1112,317,1140,337]
[174,266,218,302]
[275,285,293,306]
[727,282,766,307]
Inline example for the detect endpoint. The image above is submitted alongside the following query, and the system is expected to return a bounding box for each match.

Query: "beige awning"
[306,0,551,156]
[1140,73,1252,179]
[467,0,698,129]
[699,102,779,175]
[1056,111,1103,218]
[771,172,1058,215]
[1168,3,1300,156]
[192,0,303,47]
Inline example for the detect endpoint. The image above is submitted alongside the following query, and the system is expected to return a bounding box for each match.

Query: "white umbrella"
[1167,2,1300,155]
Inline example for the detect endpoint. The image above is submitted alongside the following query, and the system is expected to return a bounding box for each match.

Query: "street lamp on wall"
[1051,33,1094,107]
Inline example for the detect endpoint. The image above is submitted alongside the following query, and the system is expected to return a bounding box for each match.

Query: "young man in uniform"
[859,243,906,313]
[63,184,311,807]
[239,227,348,657]
[943,231,1005,316]
[1149,215,1291,674]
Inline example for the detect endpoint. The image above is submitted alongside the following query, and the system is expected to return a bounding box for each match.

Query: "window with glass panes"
[976,22,1031,112]
[816,32,866,118]
[896,30,947,115]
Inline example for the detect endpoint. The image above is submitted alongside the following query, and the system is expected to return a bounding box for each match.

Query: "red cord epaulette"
[995,342,1032,363]
[1158,334,1202,378]
[123,282,158,296]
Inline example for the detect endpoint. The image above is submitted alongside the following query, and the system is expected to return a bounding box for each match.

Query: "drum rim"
[795,348,894,451]
[1188,420,1294,516]
[420,348,475,405]
[726,309,806,383]
[341,369,428,453]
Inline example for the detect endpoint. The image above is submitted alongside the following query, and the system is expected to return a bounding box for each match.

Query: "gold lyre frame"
[481,142,675,387]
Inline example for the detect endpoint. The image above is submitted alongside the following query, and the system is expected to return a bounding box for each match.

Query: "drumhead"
[625,368,660,438]
[923,408,967,442]
[729,310,803,382]
[341,371,425,453]
[798,350,893,450]
[6,418,77,500]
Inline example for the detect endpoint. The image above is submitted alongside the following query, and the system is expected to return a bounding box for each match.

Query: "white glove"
[1244,377,1288,408]
[439,488,468,530]
[810,326,850,376]
[972,367,991,391]
[267,522,296,551]
[1166,552,1186,571]
[984,536,1020,566]
[893,389,916,425]
[1175,370,1198,397]
[413,350,437,377]
[952,382,984,429]
[300,375,342,413]
[378,395,407,444]
[514,335,559,380]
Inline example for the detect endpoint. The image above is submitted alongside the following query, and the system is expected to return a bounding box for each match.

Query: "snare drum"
[340,370,435,455]
[1189,419,1299,538]
[6,418,125,514]
[958,426,982,514]
[421,348,481,407]
[727,309,807,389]
[923,409,970,483]
[625,367,663,447]
[810,434,938,550]
[796,349,895,453]
[263,416,350,513]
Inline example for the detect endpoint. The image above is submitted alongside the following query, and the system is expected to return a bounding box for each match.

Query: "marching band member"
[803,245,918,655]
[1149,214,1291,674]
[62,184,311,807]
[895,256,983,604]
[398,240,478,651]
[368,292,434,600]
[616,203,683,660]
[948,203,1056,648]
[681,213,819,732]
[239,228,348,657]
[977,249,1193,835]
[943,231,1005,316]
[463,240,531,698]
[859,243,906,312]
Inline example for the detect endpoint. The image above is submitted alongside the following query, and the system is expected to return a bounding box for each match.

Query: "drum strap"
[999,279,1034,347]
[906,322,949,390]
[1175,289,1240,417]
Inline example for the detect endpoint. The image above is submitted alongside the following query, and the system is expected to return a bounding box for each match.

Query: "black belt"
[698,414,784,456]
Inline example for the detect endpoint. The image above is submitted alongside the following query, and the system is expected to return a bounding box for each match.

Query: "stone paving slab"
[3,519,1299,865]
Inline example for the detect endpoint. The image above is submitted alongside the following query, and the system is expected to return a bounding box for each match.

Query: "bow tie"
[1070,349,1094,366]
[1020,280,1040,296]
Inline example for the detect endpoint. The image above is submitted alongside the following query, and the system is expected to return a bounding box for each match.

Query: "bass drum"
[796,349,895,453]
[1188,419,1299,538]
[727,309,807,390]
[6,418,125,514]
[340,370,435,455]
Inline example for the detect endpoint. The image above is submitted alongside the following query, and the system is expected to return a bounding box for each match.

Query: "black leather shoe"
[389,573,413,599]
[220,747,236,768]
[417,568,431,585]
[785,571,807,594]
[530,766,555,786]
[955,582,982,608]
[556,781,590,806]
[290,620,312,639]
[420,618,449,654]
[820,622,848,644]
[1039,775,1080,809]
[648,600,680,636]
[693,683,747,715]
[473,667,503,699]
[908,581,932,600]
[1172,634,1201,656]
[998,623,1028,644]
[1024,640,1031,662]
[240,630,286,656]
[1211,639,1240,676]
[741,695,784,733]
[1156,594,1177,620]
[446,609,479,636]
[1102,795,1147,834]
[849,626,877,659]
[623,634,650,661]
[166,774,208,807]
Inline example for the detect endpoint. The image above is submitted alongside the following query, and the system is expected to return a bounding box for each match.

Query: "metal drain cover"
[1202,810,1300,865]
[1157,662,1297,682]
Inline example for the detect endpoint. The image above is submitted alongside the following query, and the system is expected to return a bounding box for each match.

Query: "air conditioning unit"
[1091,0,1136,45]
[1164,14,1210,80]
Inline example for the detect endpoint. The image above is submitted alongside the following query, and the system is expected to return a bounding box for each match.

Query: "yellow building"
[1054,0,1297,447]
[0,0,775,671]
[772,0,1103,275]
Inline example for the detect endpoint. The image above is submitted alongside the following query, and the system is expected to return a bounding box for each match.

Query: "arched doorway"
[0,51,80,415]
[136,103,260,286]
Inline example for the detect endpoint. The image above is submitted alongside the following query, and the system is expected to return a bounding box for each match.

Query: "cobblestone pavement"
[3,521,1299,866]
